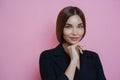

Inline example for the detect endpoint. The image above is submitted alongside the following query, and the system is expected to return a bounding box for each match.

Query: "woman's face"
[63,15,85,45]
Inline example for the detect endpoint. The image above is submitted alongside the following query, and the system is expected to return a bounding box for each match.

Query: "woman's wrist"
[70,58,79,65]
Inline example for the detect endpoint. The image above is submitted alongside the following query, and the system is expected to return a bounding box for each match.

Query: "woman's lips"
[69,37,79,41]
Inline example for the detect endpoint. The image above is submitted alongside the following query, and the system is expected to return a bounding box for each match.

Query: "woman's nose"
[72,28,77,35]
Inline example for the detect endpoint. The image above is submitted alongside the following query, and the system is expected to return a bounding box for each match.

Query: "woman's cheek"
[79,29,84,35]
[64,29,72,35]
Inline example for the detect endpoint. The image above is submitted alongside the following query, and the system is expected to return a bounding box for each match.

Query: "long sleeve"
[39,51,69,80]
[95,54,106,80]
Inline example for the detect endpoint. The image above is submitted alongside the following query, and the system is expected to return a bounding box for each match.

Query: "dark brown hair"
[56,6,86,43]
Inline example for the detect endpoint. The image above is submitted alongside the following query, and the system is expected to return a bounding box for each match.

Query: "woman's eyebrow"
[65,23,72,26]
[65,23,83,26]
[78,23,83,25]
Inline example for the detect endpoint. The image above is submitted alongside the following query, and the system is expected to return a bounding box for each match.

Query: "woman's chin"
[63,40,79,45]
[68,41,79,45]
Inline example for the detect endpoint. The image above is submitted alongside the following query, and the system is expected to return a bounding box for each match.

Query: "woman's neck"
[62,42,69,53]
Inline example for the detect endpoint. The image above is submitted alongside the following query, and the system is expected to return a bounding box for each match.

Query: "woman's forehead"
[66,15,83,25]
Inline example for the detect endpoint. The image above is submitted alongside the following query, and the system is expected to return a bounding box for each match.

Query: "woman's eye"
[78,25,84,28]
[64,25,72,28]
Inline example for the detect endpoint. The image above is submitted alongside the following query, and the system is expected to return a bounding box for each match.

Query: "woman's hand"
[64,44,83,80]
[67,44,83,60]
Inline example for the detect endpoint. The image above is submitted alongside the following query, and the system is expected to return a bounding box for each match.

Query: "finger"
[77,45,83,50]
[81,45,84,49]
[78,46,83,54]
[80,48,83,54]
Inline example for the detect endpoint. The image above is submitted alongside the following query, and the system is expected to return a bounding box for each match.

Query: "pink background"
[0,0,120,80]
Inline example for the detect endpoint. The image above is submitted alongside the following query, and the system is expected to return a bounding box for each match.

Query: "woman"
[39,6,106,80]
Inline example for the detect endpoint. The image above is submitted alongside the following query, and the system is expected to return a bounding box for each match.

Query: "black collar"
[53,44,68,56]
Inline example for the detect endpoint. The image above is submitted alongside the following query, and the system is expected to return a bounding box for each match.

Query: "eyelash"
[64,25,84,28]
[78,25,84,28]
[64,25,72,28]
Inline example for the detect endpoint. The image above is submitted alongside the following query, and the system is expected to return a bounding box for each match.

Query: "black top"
[39,44,106,80]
